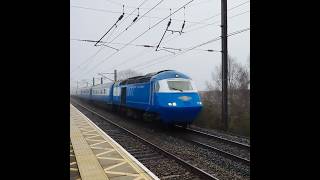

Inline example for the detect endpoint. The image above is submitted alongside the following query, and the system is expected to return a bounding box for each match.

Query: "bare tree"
[206,56,249,91]
[198,55,250,136]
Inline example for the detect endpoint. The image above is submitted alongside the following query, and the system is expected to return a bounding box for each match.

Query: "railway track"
[71,100,219,180]
[174,126,250,165]
[177,126,250,149]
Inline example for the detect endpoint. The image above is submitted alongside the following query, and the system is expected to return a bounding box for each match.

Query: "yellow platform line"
[82,114,159,180]
[71,104,159,180]
[104,161,127,171]
[70,106,109,180]
[90,140,107,146]
[70,168,79,171]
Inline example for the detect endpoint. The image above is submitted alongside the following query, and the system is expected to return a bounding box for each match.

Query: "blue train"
[73,70,202,126]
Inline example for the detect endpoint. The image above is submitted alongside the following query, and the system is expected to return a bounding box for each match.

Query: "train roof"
[119,70,190,85]
[91,82,114,89]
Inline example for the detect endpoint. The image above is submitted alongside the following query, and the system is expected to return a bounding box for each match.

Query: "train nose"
[165,95,202,107]
[156,93,202,125]
[158,106,202,125]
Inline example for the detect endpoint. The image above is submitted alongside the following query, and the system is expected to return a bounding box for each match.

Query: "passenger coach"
[74,70,203,126]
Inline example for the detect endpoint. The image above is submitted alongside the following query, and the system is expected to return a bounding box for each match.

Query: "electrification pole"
[114,69,117,82]
[221,0,228,131]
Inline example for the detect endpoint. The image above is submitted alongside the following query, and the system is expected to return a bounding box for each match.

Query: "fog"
[70,0,250,90]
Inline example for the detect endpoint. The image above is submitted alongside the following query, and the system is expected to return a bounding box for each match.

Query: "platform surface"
[70,104,159,180]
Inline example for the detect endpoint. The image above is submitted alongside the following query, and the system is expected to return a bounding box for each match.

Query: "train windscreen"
[156,78,197,92]
[167,81,193,92]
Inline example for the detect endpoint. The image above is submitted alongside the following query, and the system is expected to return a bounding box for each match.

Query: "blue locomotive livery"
[73,70,202,126]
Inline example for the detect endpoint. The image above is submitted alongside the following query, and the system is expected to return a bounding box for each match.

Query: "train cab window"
[157,78,197,92]
[167,80,193,91]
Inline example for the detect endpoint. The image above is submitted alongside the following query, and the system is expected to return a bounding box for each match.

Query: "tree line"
[194,56,250,137]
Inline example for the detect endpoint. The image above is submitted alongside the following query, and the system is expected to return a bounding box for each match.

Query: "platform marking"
[70,107,108,180]
[90,140,108,146]
[96,149,116,157]
[84,133,100,136]
[97,157,124,161]
[104,171,140,177]
[83,130,97,134]
[104,161,127,171]
[70,140,82,180]
[91,146,111,150]
[71,104,159,180]
[70,168,79,172]
[134,177,145,180]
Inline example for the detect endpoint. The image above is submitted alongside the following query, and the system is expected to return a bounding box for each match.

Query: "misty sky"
[70,0,250,90]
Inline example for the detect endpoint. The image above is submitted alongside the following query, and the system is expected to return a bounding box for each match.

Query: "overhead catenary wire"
[143,2,250,55]
[101,6,249,72]
[71,5,217,26]
[97,0,150,46]
[74,0,165,77]
[71,38,216,52]
[103,0,167,48]
[70,0,150,74]
[155,17,172,51]
[162,9,250,45]
[184,10,250,33]
[72,0,249,80]
[71,0,249,29]
[94,5,125,46]
[104,0,218,11]
[101,0,150,42]
[81,0,195,78]
[198,0,250,22]
[78,6,249,74]
[125,8,139,30]
[132,27,250,71]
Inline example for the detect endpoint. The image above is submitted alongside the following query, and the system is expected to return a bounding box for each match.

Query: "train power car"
[74,70,203,126]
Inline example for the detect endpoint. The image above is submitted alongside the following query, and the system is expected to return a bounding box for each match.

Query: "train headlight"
[168,102,177,106]
[197,102,202,105]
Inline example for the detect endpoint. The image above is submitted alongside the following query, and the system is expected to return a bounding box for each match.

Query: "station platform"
[70,104,159,180]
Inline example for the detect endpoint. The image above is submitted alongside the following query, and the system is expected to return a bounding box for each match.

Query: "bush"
[193,90,250,137]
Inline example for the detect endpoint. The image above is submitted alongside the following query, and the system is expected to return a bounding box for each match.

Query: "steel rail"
[71,100,220,180]
[176,125,250,149]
